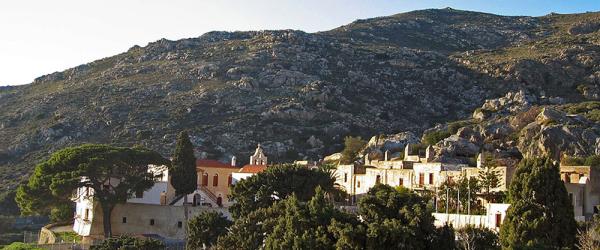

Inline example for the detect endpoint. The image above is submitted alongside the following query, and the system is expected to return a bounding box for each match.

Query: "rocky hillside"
[2,8,600,200]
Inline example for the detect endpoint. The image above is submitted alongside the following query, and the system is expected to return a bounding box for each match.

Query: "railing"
[199,186,220,206]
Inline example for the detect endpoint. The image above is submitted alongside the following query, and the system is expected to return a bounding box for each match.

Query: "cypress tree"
[500,157,576,249]
[170,131,198,197]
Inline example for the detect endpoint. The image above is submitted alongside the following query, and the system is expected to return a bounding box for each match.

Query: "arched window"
[376,175,381,184]
[213,174,219,186]
[228,174,233,187]
[202,173,208,186]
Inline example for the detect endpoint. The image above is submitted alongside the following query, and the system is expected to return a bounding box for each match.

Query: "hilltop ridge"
[2,8,600,202]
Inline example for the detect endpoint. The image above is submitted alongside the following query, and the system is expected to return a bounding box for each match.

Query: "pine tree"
[478,154,501,203]
[500,157,577,249]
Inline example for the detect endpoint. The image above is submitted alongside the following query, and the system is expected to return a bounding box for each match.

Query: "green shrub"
[90,235,165,250]
[55,232,80,243]
[423,130,451,145]
[561,156,585,166]
[585,155,600,168]
[1,242,44,250]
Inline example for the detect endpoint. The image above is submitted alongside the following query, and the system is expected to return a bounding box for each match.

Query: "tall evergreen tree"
[500,157,577,249]
[170,131,197,197]
[478,154,501,203]
[170,131,197,232]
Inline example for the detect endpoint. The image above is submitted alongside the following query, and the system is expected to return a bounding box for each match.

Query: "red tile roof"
[239,165,267,174]
[196,159,236,169]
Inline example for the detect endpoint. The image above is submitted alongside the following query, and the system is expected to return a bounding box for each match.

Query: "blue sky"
[1,0,599,85]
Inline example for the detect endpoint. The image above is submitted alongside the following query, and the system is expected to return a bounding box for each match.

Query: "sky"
[1,1,599,86]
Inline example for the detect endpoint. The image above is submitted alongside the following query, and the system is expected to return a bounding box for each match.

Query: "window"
[85,187,90,196]
[178,221,183,228]
[202,173,208,186]
[135,190,143,198]
[429,173,434,185]
[376,175,381,184]
[564,173,570,183]
[228,174,233,187]
[150,219,155,226]
[122,217,127,223]
[84,209,90,220]
[213,174,219,186]
[344,173,348,183]
[419,173,425,186]
[357,181,361,188]
[398,178,403,186]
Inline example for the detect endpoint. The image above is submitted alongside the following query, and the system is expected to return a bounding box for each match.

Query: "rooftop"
[196,159,237,169]
[239,164,267,174]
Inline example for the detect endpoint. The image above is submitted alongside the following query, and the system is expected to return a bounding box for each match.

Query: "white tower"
[231,156,237,167]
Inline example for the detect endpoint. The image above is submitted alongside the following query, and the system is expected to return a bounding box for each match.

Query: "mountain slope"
[1,8,600,200]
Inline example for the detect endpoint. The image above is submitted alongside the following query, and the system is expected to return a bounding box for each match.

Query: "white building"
[73,165,228,242]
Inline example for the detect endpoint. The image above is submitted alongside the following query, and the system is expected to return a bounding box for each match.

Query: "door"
[495,213,502,228]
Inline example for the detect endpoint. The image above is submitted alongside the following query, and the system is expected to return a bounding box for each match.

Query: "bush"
[585,155,600,168]
[90,235,165,250]
[423,130,451,145]
[1,242,44,250]
[561,156,585,166]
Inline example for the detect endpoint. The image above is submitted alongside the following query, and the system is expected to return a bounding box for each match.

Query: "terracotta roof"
[196,159,236,169]
[239,165,267,174]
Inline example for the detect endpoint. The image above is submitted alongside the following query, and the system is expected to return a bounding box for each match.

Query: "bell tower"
[249,144,268,165]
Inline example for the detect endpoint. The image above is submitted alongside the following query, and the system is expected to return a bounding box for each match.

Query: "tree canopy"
[358,184,451,249]
[228,164,336,218]
[16,144,169,237]
[500,157,577,249]
[214,184,453,250]
[456,225,499,250]
[187,211,232,249]
[217,186,360,250]
[340,136,366,164]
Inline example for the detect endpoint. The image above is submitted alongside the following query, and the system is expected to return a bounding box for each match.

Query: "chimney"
[384,150,389,162]
[425,145,433,162]
[404,144,411,161]
[231,156,236,167]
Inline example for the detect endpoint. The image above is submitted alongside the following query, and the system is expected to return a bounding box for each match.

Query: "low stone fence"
[38,220,75,244]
